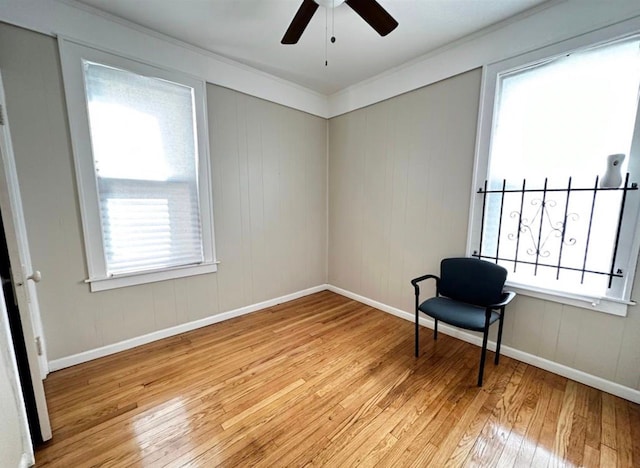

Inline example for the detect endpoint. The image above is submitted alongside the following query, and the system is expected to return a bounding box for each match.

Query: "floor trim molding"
[49,283,640,404]
[327,284,640,404]
[48,285,328,371]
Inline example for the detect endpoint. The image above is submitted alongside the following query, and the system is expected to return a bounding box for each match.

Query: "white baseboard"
[48,285,328,372]
[48,282,640,404]
[327,285,640,404]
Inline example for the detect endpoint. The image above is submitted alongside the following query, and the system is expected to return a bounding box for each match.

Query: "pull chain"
[325,1,336,67]
[325,4,328,66]
[331,1,336,43]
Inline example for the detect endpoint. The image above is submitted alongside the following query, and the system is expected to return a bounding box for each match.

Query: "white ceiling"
[71,0,549,95]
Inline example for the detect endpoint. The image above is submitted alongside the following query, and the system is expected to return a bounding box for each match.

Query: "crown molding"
[0,0,329,118]
[327,0,640,117]
[2,0,640,119]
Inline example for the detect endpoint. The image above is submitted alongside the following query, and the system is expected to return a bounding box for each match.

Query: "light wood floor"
[36,291,640,467]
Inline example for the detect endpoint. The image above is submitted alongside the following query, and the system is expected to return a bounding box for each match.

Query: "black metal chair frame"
[411,273,515,387]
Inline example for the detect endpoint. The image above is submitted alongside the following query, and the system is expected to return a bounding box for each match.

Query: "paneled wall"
[328,69,640,391]
[329,71,479,308]
[2,20,640,393]
[0,22,327,361]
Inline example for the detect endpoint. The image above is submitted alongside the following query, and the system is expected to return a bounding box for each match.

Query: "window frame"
[466,26,640,317]
[59,37,217,292]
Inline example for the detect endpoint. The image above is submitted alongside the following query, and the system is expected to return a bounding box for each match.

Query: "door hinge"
[35,336,43,356]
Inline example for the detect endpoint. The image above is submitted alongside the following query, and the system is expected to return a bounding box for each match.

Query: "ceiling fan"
[281,0,398,45]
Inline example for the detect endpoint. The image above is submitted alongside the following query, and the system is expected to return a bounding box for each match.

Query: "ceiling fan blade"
[281,0,319,44]
[345,0,398,37]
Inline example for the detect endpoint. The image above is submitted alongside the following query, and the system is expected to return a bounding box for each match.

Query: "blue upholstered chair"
[411,257,515,386]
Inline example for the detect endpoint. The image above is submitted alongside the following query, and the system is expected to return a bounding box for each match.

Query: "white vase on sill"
[599,153,625,188]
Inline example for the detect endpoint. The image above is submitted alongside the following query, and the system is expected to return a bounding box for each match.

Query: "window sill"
[86,262,218,292]
[505,280,634,317]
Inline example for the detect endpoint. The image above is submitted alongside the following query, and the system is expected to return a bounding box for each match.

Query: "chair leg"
[478,309,492,387]
[495,307,505,365]
[415,307,419,358]
[433,319,438,340]
[478,327,489,387]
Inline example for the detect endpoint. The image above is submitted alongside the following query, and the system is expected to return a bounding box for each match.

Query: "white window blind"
[84,61,204,275]
[59,39,216,291]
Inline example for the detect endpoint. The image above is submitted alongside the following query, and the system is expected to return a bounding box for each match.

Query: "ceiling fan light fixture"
[314,0,346,8]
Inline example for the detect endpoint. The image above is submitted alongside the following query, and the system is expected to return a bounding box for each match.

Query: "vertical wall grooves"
[0,22,327,360]
[327,67,640,391]
[2,21,640,391]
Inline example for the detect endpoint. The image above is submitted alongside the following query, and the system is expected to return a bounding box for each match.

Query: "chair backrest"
[439,257,507,306]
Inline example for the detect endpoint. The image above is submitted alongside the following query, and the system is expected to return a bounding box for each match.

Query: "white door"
[0,72,52,441]
[0,289,35,467]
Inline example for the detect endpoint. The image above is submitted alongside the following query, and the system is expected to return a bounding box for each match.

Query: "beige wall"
[328,68,640,391]
[2,20,640,393]
[0,22,327,361]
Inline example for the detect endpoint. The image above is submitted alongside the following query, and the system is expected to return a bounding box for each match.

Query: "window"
[59,39,216,291]
[468,33,640,316]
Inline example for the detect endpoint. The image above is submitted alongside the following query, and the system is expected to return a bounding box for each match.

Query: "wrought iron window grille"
[473,173,638,288]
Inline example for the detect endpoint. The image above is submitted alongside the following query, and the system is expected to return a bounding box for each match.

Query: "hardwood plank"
[426,379,490,466]
[375,348,492,466]
[512,368,554,466]
[151,319,412,466]
[565,413,587,467]
[551,379,577,464]
[585,385,602,450]
[615,396,633,468]
[307,340,469,466]
[629,403,640,467]
[221,378,306,430]
[601,392,617,450]
[356,432,399,467]
[565,383,590,467]
[33,292,640,467]
[583,444,600,468]
[494,366,543,467]
[600,443,617,467]
[530,386,564,467]
[186,334,416,464]
[70,321,406,466]
[399,357,518,466]
[444,405,492,467]
[461,359,525,466]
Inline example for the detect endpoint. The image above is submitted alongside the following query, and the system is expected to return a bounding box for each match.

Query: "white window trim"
[58,37,217,292]
[466,21,640,317]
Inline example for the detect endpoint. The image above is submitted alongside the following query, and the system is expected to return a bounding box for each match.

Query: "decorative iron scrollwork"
[474,174,638,287]
[508,199,578,259]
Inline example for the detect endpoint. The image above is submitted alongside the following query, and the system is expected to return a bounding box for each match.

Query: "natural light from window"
[87,102,170,181]
[83,60,204,276]
[482,38,640,299]
[489,40,640,187]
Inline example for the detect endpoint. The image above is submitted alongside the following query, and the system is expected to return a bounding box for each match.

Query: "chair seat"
[418,297,500,332]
